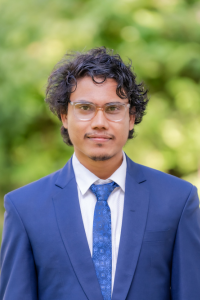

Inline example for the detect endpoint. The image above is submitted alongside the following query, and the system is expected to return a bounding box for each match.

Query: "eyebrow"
[72,100,127,105]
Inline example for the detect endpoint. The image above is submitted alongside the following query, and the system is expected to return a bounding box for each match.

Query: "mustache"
[84,132,115,139]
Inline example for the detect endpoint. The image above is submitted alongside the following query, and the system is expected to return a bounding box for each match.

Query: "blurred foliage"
[0,0,200,239]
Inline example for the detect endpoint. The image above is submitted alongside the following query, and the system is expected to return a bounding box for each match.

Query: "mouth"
[85,133,114,142]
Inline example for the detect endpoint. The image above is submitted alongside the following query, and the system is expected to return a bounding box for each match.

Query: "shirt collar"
[72,151,127,196]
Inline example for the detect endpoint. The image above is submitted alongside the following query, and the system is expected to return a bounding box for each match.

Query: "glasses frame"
[69,101,131,122]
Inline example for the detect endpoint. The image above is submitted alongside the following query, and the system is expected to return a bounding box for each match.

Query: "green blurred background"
[0,0,200,243]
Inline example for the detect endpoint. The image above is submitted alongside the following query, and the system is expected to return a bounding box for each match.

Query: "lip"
[88,137,111,142]
[86,134,113,142]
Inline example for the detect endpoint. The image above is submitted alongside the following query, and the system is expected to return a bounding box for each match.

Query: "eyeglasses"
[69,101,130,122]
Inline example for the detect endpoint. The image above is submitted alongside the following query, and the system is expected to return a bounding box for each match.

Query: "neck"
[74,151,123,179]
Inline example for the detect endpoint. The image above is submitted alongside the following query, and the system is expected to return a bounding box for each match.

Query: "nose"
[90,108,109,129]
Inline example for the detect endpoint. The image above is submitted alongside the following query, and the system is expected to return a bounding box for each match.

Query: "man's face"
[61,76,135,162]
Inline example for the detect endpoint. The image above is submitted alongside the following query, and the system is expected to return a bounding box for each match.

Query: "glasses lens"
[74,103,95,120]
[105,103,126,121]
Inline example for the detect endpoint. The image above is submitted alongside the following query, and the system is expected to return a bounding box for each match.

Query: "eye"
[106,104,122,113]
[75,103,95,114]
[106,105,118,111]
[80,105,91,110]
[76,104,93,111]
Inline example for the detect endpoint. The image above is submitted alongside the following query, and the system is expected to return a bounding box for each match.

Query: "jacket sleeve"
[0,194,38,300]
[171,185,200,300]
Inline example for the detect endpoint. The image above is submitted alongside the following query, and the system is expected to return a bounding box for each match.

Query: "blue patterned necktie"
[90,181,119,300]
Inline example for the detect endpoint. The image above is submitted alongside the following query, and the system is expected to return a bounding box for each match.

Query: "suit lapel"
[112,157,149,300]
[53,159,103,300]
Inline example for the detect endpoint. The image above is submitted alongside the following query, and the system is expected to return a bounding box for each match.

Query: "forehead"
[70,76,123,103]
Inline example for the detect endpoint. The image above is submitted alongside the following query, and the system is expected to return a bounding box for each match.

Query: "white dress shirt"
[72,151,126,293]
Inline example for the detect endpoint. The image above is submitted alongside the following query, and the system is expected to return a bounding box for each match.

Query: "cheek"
[113,122,130,142]
[67,118,88,142]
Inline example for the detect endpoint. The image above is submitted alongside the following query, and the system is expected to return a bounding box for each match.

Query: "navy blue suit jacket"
[1,156,200,300]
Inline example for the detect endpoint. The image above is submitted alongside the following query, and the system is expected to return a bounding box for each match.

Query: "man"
[0,47,200,300]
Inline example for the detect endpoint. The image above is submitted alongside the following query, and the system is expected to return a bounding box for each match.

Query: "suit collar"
[126,154,147,184]
[54,157,75,189]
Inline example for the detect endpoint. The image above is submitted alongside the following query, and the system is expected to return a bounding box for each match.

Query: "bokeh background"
[0,0,200,243]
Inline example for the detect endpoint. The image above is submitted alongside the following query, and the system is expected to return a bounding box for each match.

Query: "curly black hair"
[45,47,149,145]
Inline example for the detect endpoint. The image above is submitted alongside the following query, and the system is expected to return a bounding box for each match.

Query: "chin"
[89,154,113,161]
[87,148,116,162]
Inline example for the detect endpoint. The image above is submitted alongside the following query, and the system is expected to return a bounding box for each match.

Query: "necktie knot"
[90,181,119,202]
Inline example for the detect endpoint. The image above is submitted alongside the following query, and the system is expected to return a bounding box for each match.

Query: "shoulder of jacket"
[128,158,193,194]
[4,168,61,205]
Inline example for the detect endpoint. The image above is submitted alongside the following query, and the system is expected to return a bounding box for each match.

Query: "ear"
[129,108,136,131]
[60,114,68,129]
